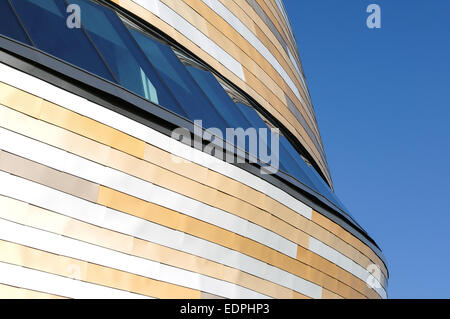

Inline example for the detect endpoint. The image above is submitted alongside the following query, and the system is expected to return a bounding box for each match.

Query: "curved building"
[0,0,388,298]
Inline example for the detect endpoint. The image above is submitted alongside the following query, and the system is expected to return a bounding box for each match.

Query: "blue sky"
[283,0,450,298]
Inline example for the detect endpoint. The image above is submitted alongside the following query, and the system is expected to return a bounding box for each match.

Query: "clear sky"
[283,0,450,298]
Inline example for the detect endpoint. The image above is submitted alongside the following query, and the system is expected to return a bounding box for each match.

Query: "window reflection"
[0,0,31,44]
[10,0,115,81]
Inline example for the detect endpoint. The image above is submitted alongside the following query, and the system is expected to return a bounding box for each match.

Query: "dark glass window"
[185,65,259,155]
[279,135,317,190]
[280,134,349,212]
[68,0,185,115]
[306,163,349,212]
[234,103,288,170]
[0,0,31,44]
[10,0,114,81]
[185,65,250,129]
[128,27,227,130]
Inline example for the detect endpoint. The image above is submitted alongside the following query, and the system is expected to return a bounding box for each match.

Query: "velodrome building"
[0,0,388,298]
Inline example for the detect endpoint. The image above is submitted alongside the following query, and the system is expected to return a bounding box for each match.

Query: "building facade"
[0,0,388,298]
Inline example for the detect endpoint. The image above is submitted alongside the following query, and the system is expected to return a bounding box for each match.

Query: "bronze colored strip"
[0,150,99,203]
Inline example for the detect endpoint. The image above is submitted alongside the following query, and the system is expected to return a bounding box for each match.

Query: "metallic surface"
[0,0,388,299]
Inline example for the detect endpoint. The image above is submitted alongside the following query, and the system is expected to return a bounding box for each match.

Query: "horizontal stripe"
[0,119,298,259]
[0,171,322,298]
[321,288,344,299]
[0,195,308,299]
[0,261,149,299]
[244,0,309,89]
[261,0,309,97]
[131,0,244,81]
[306,218,388,290]
[0,218,267,299]
[0,62,313,220]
